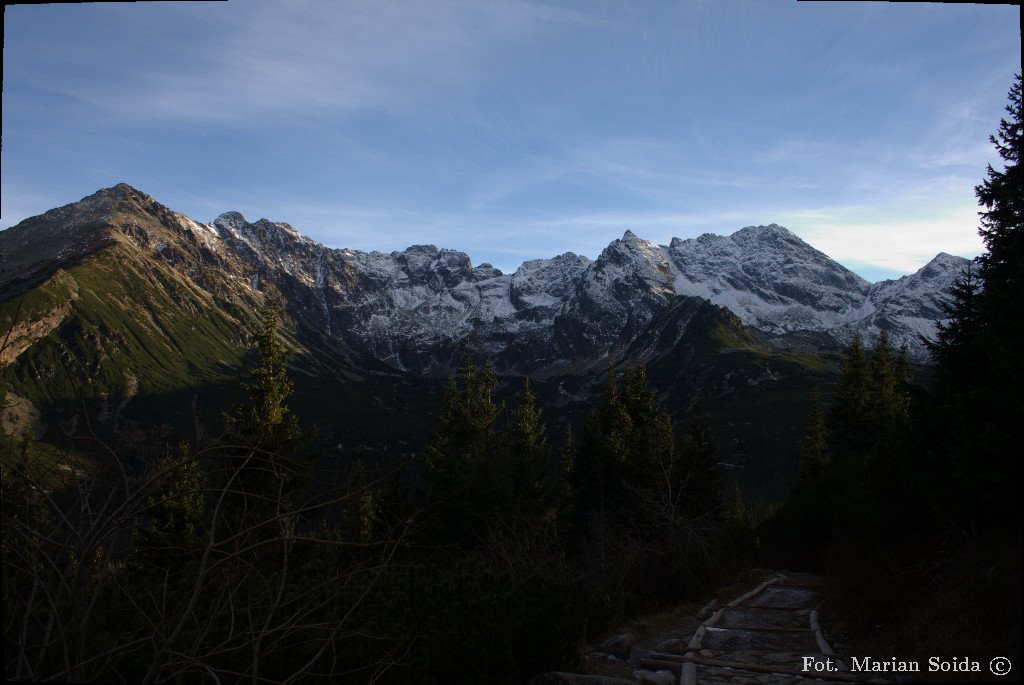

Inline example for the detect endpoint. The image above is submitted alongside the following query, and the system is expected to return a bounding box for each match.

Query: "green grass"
[1,241,446,466]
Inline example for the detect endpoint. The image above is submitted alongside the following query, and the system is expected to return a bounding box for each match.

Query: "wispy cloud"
[464,134,789,216]
[3,0,1016,282]
[47,0,588,124]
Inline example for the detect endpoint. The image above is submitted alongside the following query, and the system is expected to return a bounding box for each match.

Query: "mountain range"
[0,184,968,491]
[2,184,966,371]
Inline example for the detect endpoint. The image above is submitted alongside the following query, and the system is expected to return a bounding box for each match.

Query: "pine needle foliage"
[927,74,1023,525]
[797,387,830,489]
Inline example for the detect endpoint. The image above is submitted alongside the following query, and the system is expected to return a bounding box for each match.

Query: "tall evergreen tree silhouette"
[218,308,303,552]
[503,377,555,522]
[679,400,723,522]
[930,74,1023,522]
[829,331,870,458]
[423,346,502,547]
[797,387,830,490]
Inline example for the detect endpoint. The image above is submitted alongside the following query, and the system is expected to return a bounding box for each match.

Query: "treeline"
[417,351,753,617]
[351,350,754,681]
[2,310,753,683]
[762,74,1022,668]
[761,331,921,562]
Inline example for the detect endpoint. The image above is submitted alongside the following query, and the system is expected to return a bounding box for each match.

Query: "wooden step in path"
[633,572,890,685]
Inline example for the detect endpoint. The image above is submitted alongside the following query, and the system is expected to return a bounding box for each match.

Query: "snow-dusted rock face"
[853,253,967,353]
[549,224,966,365]
[666,225,871,332]
[655,224,967,359]
[1,185,969,374]
[553,233,672,351]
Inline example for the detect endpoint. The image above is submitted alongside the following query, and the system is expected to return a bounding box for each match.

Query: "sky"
[2,1,1020,282]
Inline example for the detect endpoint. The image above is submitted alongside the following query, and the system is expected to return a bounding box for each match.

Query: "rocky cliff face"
[1,184,968,375]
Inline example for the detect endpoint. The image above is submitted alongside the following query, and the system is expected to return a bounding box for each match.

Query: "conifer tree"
[976,74,1023,305]
[227,308,301,454]
[133,446,206,568]
[638,404,685,533]
[344,458,377,543]
[622,360,666,483]
[574,370,635,519]
[560,423,575,479]
[797,387,830,489]
[423,346,503,546]
[867,330,898,425]
[575,363,681,528]
[679,401,723,522]
[932,74,1023,396]
[829,331,870,457]
[217,308,304,550]
[894,344,913,390]
[504,377,554,521]
[891,342,915,422]
[974,74,1023,433]
[427,347,500,467]
[621,360,656,424]
[725,481,746,528]
[929,261,985,382]
[929,74,1023,522]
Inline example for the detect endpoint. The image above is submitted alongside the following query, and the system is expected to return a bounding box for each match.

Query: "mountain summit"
[2,185,968,375]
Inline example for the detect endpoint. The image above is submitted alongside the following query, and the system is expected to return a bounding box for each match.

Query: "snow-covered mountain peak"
[213,211,249,235]
[732,222,794,238]
[89,183,155,209]
[252,218,304,239]
[841,251,970,356]
[2,186,968,372]
[390,244,460,280]
[919,251,972,278]
[618,229,663,252]
[600,229,669,267]
[472,263,504,279]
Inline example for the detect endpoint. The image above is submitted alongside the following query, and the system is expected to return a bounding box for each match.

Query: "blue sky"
[2,1,1020,282]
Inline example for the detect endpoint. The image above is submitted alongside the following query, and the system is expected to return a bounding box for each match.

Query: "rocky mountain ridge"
[1,184,968,375]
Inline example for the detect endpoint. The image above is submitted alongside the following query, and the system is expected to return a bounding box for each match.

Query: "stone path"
[630,573,888,683]
[680,573,833,684]
[533,571,892,685]
[666,572,886,685]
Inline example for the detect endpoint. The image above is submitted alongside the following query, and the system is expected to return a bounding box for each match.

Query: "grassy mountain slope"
[1,187,438,457]
[3,184,851,503]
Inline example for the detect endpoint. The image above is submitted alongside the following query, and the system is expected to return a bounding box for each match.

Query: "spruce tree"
[504,377,554,521]
[829,331,870,458]
[974,74,1023,435]
[423,346,503,547]
[930,74,1023,522]
[797,387,830,489]
[217,308,304,551]
[867,330,899,425]
[227,308,301,453]
[640,404,685,534]
[976,74,1023,304]
[621,360,656,424]
[680,401,723,522]
[725,481,746,528]
[574,371,634,518]
[929,261,985,383]
[558,423,578,516]
[133,445,206,568]
[344,458,377,544]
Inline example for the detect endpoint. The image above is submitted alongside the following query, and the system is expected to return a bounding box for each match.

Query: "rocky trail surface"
[533,571,891,685]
